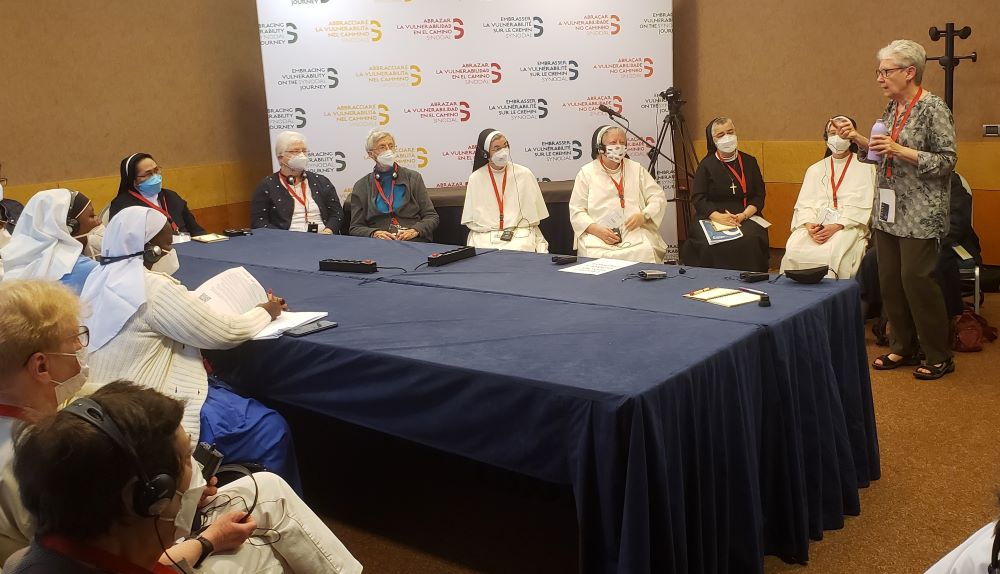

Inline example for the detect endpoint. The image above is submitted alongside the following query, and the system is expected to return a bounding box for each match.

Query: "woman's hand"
[868,134,897,155]
[623,213,645,232]
[258,293,285,320]
[319,227,334,235]
[585,223,621,245]
[709,211,739,227]
[198,476,219,509]
[813,223,843,244]
[201,511,257,553]
[833,118,868,149]
[372,230,395,240]
[396,228,419,241]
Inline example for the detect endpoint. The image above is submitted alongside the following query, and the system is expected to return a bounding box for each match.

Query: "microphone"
[598,104,625,120]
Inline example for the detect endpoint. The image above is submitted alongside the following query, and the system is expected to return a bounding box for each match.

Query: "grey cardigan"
[349,165,439,240]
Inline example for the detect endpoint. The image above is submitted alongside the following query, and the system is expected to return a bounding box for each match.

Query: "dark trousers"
[874,229,952,364]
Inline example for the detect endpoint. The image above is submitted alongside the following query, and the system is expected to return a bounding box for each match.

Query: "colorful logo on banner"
[325,104,390,126]
[309,150,349,174]
[563,95,623,116]
[357,65,422,86]
[268,107,308,129]
[259,22,299,45]
[519,60,579,82]
[525,140,584,162]
[558,14,621,35]
[482,16,544,38]
[435,62,502,85]
[397,17,464,39]
[279,67,339,90]
[489,98,548,120]
[394,146,430,169]
[593,57,654,78]
[404,101,472,123]
[316,19,382,42]
[641,11,672,34]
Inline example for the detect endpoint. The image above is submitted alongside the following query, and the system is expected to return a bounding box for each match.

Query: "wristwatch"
[193,535,215,568]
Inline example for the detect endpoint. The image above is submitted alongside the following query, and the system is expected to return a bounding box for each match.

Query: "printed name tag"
[877,188,896,223]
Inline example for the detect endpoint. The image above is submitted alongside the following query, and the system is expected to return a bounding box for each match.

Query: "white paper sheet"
[749,215,772,228]
[194,267,268,316]
[559,258,637,275]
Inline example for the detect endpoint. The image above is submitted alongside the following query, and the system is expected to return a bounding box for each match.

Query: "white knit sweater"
[85,271,272,440]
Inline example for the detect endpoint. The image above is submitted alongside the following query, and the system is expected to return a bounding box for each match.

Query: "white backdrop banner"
[257,0,676,250]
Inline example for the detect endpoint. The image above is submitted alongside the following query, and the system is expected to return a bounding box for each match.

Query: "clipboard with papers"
[683,287,761,307]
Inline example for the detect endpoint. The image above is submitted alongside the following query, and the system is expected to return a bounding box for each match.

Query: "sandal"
[913,358,956,381]
[872,353,920,370]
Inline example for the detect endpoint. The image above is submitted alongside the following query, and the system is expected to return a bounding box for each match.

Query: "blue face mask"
[136,173,162,198]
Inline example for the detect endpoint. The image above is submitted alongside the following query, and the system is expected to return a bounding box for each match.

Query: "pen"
[738,287,768,296]
[686,287,711,296]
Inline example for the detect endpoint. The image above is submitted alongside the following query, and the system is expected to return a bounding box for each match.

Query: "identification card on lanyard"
[373,169,399,228]
[877,188,896,223]
[886,87,922,180]
[279,174,309,223]
[488,166,508,231]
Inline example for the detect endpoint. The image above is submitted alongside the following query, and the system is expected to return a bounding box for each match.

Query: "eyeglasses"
[285,149,309,155]
[373,144,396,153]
[75,326,90,348]
[136,166,162,179]
[875,67,907,79]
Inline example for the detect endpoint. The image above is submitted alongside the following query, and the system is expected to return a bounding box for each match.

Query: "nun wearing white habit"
[780,115,876,278]
[569,125,667,263]
[462,129,549,253]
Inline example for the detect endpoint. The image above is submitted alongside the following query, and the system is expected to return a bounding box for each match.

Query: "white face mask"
[151,249,180,276]
[160,456,207,539]
[604,144,626,163]
[826,134,851,154]
[51,349,89,405]
[376,150,396,168]
[0,228,10,250]
[490,148,511,168]
[715,134,738,155]
[286,153,309,172]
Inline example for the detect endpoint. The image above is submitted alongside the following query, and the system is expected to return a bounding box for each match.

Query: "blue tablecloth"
[174,230,880,573]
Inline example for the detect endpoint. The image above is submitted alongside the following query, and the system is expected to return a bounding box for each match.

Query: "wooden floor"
[295,293,999,574]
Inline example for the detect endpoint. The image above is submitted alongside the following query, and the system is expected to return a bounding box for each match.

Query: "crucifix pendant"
[729,182,738,196]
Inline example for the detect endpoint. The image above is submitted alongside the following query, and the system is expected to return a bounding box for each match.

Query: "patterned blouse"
[873,91,956,239]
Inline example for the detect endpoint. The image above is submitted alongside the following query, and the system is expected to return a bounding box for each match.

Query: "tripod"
[648,89,699,251]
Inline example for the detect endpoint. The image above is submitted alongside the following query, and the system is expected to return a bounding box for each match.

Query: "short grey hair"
[710,117,734,135]
[600,126,626,145]
[274,131,307,157]
[877,39,926,84]
[365,129,395,152]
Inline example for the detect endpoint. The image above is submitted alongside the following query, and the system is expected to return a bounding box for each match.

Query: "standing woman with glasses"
[835,39,957,380]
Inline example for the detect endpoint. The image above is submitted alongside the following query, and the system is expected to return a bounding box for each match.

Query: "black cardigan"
[109,189,206,236]
[250,171,343,232]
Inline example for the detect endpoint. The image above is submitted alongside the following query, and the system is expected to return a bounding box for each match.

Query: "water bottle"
[867,119,888,162]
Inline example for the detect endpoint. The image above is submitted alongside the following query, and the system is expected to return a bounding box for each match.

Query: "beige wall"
[2,1,998,258]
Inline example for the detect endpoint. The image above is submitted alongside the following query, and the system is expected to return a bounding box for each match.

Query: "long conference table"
[174,229,879,574]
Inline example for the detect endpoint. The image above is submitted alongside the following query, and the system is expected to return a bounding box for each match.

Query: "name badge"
[499,229,515,242]
[877,188,896,223]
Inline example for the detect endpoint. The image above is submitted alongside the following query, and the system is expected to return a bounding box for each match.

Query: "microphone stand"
[603,113,676,178]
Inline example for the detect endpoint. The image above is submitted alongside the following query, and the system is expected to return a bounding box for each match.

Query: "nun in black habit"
[681,117,770,272]
[109,152,205,236]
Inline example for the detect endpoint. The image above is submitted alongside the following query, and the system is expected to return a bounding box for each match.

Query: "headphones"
[63,398,177,517]
[99,245,165,266]
[372,163,398,179]
[593,126,613,155]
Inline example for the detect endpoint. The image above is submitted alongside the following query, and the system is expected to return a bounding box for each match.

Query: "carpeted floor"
[299,298,999,573]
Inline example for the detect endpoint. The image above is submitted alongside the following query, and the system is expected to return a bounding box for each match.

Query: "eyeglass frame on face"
[372,141,396,153]
[283,146,308,156]
[135,165,162,183]
[22,326,90,365]
[875,66,910,79]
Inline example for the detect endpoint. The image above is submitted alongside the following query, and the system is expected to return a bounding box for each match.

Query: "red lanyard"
[40,535,176,574]
[279,174,309,222]
[886,87,923,179]
[716,151,748,208]
[0,405,30,421]
[128,191,177,233]
[373,168,399,226]
[602,163,625,209]
[829,154,852,209]
[487,166,508,229]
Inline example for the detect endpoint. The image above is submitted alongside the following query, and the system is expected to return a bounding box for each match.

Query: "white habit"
[780,154,875,278]
[462,163,549,253]
[569,157,667,263]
